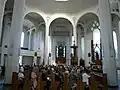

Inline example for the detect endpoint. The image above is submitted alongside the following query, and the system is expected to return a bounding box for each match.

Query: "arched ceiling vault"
[49,18,73,36]
[24,12,45,32]
[25,0,98,14]
[77,13,99,36]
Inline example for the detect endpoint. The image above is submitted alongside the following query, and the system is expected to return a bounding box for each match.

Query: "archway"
[77,13,100,66]
[20,12,46,65]
[111,13,120,67]
[49,18,73,65]
[0,0,15,82]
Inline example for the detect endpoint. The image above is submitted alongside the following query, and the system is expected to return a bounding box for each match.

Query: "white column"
[0,0,6,44]
[73,26,77,45]
[0,0,6,66]
[39,31,43,64]
[4,0,25,84]
[84,27,89,66]
[34,30,37,51]
[69,30,72,65]
[44,17,49,65]
[99,0,118,86]
[118,23,120,66]
[77,30,82,66]
[73,17,77,45]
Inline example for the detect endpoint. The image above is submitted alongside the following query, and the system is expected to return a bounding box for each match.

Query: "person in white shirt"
[82,70,90,85]
[18,67,24,80]
[18,69,24,89]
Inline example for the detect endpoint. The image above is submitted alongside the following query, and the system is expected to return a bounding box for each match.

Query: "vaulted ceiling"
[25,0,98,14]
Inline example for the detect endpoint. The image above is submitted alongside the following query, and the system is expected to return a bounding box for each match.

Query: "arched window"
[20,32,24,47]
[113,31,118,59]
[72,36,74,54]
[19,32,25,65]
[48,36,51,54]
[91,21,100,56]
[81,37,85,59]
[91,21,100,45]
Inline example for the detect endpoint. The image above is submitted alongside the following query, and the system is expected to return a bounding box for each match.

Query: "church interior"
[0,0,120,90]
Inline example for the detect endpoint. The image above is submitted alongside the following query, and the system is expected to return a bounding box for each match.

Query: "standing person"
[31,68,37,90]
[18,68,24,90]
[82,70,90,85]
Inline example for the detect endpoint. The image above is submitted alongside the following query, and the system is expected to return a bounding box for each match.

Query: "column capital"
[72,16,77,26]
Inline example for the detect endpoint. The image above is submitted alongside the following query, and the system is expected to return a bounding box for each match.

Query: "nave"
[0,64,120,90]
[0,0,120,90]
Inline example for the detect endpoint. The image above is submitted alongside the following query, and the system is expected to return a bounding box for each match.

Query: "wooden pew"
[23,70,31,90]
[89,72,108,90]
[89,77,98,90]
[12,72,20,90]
[63,73,70,90]
[51,72,57,90]
[76,80,85,90]
[36,73,44,90]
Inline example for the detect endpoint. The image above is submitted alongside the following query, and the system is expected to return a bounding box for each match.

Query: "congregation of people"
[14,61,106,90]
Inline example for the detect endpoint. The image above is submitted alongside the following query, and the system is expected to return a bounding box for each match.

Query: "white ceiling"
[25,0,98,14]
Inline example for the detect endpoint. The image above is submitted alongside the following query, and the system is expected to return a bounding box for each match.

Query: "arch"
[76,11,99,25]
[24,12,46,32]
[24,12,46,24]
[50,17,73,27]
[49,17,73,36]
[49,14,74,26]
[77,12,99,25]
[111,13,120,23]
[76,12,99,36]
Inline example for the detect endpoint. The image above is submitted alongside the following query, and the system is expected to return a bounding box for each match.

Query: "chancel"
[0,0,120,90]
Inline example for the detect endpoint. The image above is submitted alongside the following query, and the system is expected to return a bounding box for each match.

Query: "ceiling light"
[55,0,68,1]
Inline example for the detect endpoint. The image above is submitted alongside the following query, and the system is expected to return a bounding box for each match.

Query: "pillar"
[69,30,72,65]
[73,17,77,45]
[116,22,120,65]
[84,27,90,66]
[39,31,43,65]
[4,0,25,84]
[77,29,82,66]
[44,17,49,65]
[0,0,6,44]
[99,0,118,86]
[0,0,6,66]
